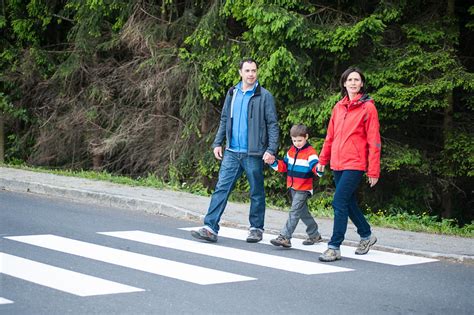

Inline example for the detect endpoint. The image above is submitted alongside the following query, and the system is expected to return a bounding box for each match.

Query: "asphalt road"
[1,190,473,314]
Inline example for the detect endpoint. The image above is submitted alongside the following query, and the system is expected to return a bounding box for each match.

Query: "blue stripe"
[290,164,313,174]
[288,170,314,179]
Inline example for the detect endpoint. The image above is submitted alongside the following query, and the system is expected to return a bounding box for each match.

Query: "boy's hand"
[316,163,325,173]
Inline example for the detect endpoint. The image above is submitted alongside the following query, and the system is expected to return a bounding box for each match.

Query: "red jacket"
[270,143,321,193]
[318,93,381,178]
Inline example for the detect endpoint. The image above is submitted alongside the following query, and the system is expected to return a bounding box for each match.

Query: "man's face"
[239,62,258,88]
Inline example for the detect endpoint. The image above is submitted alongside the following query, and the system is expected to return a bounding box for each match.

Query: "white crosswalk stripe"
[181,227,438,266]
[3,226,437,300]
[0,297,14,305]
[99,230,353,275]
[0,253,143,296]
[5,235,255,285]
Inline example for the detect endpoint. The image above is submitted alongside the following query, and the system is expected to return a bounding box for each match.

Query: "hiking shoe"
[355,235,377,255]
[246,229,263,243]
[318,248,342,262]
[270,235,292,248]
[302,234,322,245]
[190,227,217,243]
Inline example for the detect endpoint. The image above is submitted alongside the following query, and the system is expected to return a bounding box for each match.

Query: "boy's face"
[291,135,308,149]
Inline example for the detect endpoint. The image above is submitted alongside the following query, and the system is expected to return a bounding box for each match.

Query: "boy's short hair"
[290,124,309,137]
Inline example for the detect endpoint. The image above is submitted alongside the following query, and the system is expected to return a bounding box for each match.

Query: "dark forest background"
[1,1,472,225]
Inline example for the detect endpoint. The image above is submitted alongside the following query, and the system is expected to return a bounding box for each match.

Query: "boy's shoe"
[246,229,263,243]
[270,235,292,248]
[302,234,322,245]
[355,235,377,255]
[190,227,217,243]
[318,248,342,262]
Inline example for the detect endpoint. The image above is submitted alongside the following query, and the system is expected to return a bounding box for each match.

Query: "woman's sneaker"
[355,235,377,255]
[302,234,322,245]
[318,248,342,262]
[270,235,292,248]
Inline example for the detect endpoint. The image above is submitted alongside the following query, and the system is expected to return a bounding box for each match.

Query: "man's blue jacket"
[212,84,279,156]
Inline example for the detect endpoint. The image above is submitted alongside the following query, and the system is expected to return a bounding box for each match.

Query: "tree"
[1,0,472,223]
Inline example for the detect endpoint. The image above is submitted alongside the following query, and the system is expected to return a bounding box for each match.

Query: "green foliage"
[1,1,473,226]
[382,141,430,174]
[367,210,473,238]
[436,132,474,177]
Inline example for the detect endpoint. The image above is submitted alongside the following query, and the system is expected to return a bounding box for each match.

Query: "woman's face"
[344,71,363,96]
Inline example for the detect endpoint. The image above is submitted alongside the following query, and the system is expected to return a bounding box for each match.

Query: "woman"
[317,67,381,262]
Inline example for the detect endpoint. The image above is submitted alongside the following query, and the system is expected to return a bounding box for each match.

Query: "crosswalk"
[181,227,438,266]
[1,226,438,302]
[1,253,144,296]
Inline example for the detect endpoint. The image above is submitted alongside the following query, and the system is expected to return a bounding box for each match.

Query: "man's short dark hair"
[239,58,258,69]
[290,124,309,138]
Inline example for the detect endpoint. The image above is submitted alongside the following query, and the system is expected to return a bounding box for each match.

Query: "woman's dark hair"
[290,124,309,138]
[239,58,258,69]
[339,67,366,97]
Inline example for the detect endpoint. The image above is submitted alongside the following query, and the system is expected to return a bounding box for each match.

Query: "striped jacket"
[270,143,322,194]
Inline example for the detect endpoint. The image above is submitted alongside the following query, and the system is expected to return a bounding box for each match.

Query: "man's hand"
[262,152,275,164]
[368,177,379,187]
[213,146,223,160]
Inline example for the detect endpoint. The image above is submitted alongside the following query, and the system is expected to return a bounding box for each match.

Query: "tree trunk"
[440,0,455,218]
[0,112,4,163]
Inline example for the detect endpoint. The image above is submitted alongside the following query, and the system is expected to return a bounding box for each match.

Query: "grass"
[4,164,473,238]
[365,211,473,237]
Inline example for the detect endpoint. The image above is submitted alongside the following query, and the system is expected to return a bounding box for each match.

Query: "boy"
[268,124,323,248]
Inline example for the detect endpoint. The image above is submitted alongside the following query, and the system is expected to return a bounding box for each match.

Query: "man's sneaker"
[318,248,342,262]
[355,235,377,255]
[246,229,263,243]
[190,227,217,243]
[270,235,292,248]
[302,234,322,245]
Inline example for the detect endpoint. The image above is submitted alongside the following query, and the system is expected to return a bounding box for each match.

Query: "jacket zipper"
[289,146,301,189]
[337,106,349,170]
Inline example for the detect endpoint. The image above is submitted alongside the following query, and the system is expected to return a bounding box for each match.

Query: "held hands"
[214,148,276,164]
[262,152,275,164]
[316,163,325,173]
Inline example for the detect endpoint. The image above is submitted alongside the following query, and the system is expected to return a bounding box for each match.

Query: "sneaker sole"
[302,238,322,245]
[246,238,262,243]
[318,255,341,262]
[190,230,217,243]
[355,237,377,255]
[270,239,291,248]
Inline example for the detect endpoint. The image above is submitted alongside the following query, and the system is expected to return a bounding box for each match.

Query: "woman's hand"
[368,177,378,187]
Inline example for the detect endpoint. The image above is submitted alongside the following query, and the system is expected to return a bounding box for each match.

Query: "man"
[191,58,279,243]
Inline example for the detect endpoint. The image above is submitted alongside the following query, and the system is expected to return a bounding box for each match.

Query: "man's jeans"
[281,189,319,239]
[204,150,265,234]
[328,170,371,249]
